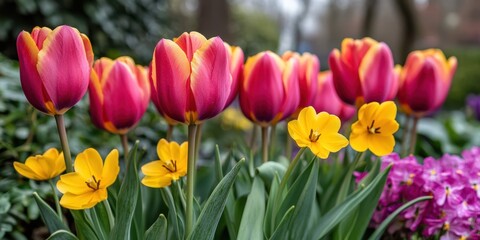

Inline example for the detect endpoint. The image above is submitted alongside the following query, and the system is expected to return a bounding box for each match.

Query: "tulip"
[89,57,150,134]
[397,49,457,117]
[223,43,244,109]
[313,71,356,123]
[16,25,93,115]
[282,51,319,116]
[239,51,299,126]
[150,31,232,125]
[14,148,65,181]
[329,37,396,107]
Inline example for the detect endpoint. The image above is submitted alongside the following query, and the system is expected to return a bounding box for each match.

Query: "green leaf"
[269,206,295,240]
[310,165,392,240]
[188,158,245,240]
[237,176,265,240]
[256,161,286,189]
[145,214,167,240]
[263,173,280,238]
[70,210,100,240]
[368,196,432,240]
[32,192,68,234]
[47,230,79,240]
[161,187,182,239]
[109,142,140,240]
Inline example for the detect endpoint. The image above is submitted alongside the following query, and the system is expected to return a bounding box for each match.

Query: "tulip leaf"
[32,192,68,233]
[145,214,167,240]
[47,230,79,240]
[109,142,140,240]
[263,173,280,238]
[187,158,245,240]
[70,210,100,240]
[237,176,265,240]
[161,187,182,239]
[269,206,295,240]
[310,165,391,240]
[368,196,433,240]
[256,161,286,189]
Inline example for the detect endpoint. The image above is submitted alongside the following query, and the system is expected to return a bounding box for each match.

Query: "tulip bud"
[239,51,299,126]
[89,57,150,134]
[313,71,355,122]
[329,37,396,107]
[150,32,232,124]
[398,49,457,116]
[16,25,93,115]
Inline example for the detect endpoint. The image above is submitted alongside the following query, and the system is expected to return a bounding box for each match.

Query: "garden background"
[1,0,480,239]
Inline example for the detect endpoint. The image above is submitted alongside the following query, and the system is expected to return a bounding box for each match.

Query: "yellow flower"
[56,148,119,210]
[13,148,65,181]
[141,139,188,188]
[287,106,349,159]
[350,101,399,156]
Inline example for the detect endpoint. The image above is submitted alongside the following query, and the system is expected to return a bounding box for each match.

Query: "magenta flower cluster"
[356,148,480,239]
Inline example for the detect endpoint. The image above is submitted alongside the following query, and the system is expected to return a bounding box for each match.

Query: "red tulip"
[329,37,396,106]
[150,32,232,124]
[223,43,244,109]
[313,71,355,122]
[282,51,320,116]
[398,49,457,116]
[16,25,93,115]
[239,51,299,126]
[89,57,150,134]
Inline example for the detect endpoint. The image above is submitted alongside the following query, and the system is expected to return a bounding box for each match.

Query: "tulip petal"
[329,49,359,105]
[81,34,94,66]
[280,58,300,120]
[31,27,52,49]
[16,31,52,113]
[309,143,330,159]
[359,43,394,103]
[190,37,231,121]
[142,175,172,188]
[74,148,103,180]
[287,120,310,147]
[369,135,395,156]
[60,189,106,210]
[101,149,119,188]
[57,172,92,195]
[349,132,369,152]
[319,133,348,153]
[141,161,171,176]
[174,31,207,61]
[152,39,190,122]
[37,26,90,113]
[224,45,244,108]
[88,70,106,129]
[13,162,41,180]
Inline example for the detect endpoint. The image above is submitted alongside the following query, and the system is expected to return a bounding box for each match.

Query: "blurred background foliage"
[1,0,480,238]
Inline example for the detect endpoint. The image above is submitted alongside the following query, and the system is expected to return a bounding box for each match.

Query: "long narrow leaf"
[70,210,99,240]
[368,196,432,240]
[237,176,265,240]
[109,142,140,240]
[269,206,295,240]
[47,230,79,240]
[33,192,68,233]
[188,159,245,240]
[145,214,167,240]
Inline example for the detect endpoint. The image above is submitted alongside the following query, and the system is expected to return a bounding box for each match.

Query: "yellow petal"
[319,133,349,153]
[358,102,379,126]
[287,120,310,147]
[74,148,103,180]
[314,112,341,133]
[24,156,49,180]
[141,161,171,176]
[349,133,369,152]
[375,101,397,120]
[375,119,400,136]
[156,139,170,163]
[309,143,330,159]
[59,189,107,210]
[369,135,395,156]
[13,162,42,180]
[57,172,92,195]
[100,149,119,188]
[141,175,172,188]
[51,152,66,178]
[43,148,60,159]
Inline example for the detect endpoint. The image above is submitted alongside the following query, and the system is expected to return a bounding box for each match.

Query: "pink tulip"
[150,32,232,124]
[239,51,299,126]
[313,71,356,122]
[89,57,150,134]
[398,49,457,116]
[329,37,395,107]
[16,25,93,115]
[223,43,244,109]
[282,51,320,116]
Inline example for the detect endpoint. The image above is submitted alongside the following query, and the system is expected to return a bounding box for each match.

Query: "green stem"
[261,126,269,163]
[194,124,203,167]
[280,148,306,190]
[186,124,197,236]
[120,134,129,159]
[269,124,277,160]
[249,125,258,149]
[173,180,186,213]
[408,117,420,155]
[335,151,365,205]
[54,115,73,173]
[166,124,174,141]
[103,200,115,230]
[285,133,293,159]
[400,115,411,157]
[48,179,62,220]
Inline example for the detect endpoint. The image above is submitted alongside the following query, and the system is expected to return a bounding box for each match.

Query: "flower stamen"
[367,120,381,134]
[85,175,101,190]
[162,160,177,173]
[309,129,321,142]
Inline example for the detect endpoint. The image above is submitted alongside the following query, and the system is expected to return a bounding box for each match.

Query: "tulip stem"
[54,115,73,173]
[186,124,197,237]
[120,134,129,160]
[194,124,203,167]
[249,125,258,150]
[166,124,174,141]
[261,126,269,162]
[280,147,306,190]
[103,200,115,229]
[269,124,277,160]
[285,129,293,159]
[408,117,420,155]
[400,115,411,157]
[49,179,62,220]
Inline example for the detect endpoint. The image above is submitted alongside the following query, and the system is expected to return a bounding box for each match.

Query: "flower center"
[443,222,450,231]
[367,120,381,134]
[85,175,101,190]
[445,186,451,196]
[309,129,321,142]
[473,183,478,191]
[163,160,177,173]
